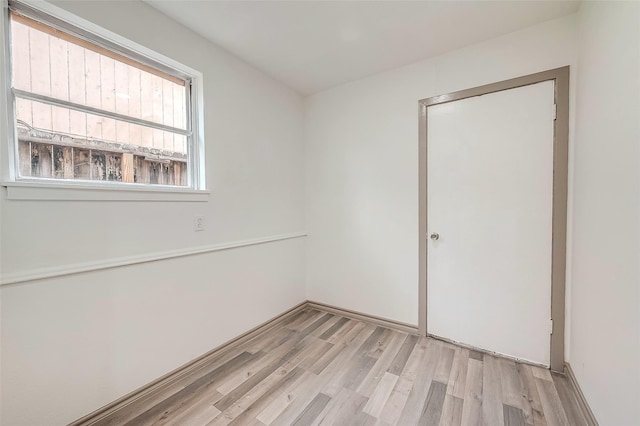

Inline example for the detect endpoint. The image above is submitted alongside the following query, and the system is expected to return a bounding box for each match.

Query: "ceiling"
[146,1,580,95]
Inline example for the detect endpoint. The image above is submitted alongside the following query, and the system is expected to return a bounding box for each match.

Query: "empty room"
[0,0,638,425]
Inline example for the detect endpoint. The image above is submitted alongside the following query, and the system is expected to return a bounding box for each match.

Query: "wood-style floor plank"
[91,310,590,426]
[271,324,377,425]
[460,357,484,426]
[362,372,399,418]
[482,354,504,426]
[224,367,306,426]
[500,357,526,410]
[517,363,547,426]
[402,339,446,425]
[318,317,349,340]
[377,376,413,425]
[122,351,261,426]
[156,389,223,426]
[434,347,455,384]
[386,334,418,376]
[357,332,405,397]
[504,404,526,426]
[254,370,314,425]
[439,394,464,426]
[310,386,353,426]
[447,346,470,400]
[291,393,331,426]
[536,377,571,426]
[532,365,554,382]
[327,390,368,425]
[418,381,447,425]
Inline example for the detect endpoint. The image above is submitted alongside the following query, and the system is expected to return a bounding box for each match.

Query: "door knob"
[430,233,440,240]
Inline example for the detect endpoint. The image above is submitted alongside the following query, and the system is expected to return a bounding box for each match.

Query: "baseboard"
[306,300,419,335]
[564,362,599,426]
[69,301,308,426]
[69,299,601,426]
[70,300,417,425]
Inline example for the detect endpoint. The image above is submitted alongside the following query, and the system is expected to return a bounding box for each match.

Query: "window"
[4,1,205,194]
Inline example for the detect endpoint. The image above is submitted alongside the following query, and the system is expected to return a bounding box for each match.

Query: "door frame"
[418,66,570,371]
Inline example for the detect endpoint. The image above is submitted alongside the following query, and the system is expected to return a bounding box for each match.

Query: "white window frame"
[0,0,208,201]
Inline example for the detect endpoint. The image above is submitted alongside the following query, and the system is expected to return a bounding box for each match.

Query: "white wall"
[570,2,640,425]
[305,3,640,424]
[305,15,577,326]
[0,1,306,424]
[2,2,637,425]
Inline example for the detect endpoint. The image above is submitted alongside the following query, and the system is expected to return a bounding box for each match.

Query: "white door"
[427,81,555,366]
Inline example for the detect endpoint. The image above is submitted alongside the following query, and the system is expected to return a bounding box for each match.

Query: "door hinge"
[550,319,554,335]
[552,104,557,121]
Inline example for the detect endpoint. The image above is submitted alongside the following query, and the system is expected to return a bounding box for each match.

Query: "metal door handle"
[430,233,440,240]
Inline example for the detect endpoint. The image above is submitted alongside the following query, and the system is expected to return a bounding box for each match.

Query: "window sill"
[2,181,210,202]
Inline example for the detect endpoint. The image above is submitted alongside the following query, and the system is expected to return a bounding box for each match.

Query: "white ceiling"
[146,1,580,95]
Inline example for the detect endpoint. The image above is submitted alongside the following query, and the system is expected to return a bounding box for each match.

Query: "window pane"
[10,14,187,131]
[16,97,188,186]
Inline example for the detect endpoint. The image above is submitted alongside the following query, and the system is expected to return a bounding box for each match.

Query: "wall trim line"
[564,362,599,426]
[0,232,307,286]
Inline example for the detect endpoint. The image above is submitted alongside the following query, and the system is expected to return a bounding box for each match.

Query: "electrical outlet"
[194,216,205,231]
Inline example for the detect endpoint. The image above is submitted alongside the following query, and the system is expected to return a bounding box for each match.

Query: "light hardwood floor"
[95,309,590,426]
